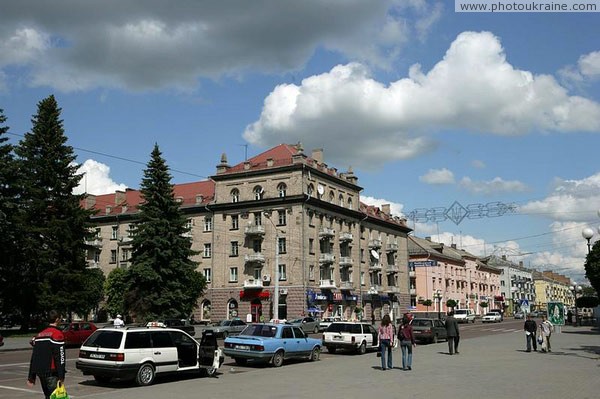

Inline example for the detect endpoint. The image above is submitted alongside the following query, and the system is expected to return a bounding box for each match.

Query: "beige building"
[83,144,412,323]
[533,270,573,309]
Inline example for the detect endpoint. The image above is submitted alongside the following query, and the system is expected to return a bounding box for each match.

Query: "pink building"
[408,237,501,316]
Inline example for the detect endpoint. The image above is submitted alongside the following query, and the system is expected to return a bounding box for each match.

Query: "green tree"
[104,267,128,317]
[576,296,599,308]
[422,299,432,311]
[584,240,600,297]
[446,299,457,310]
[13,95,96,328]
[581,285,597,297]
[76,268,106,319]
[479,301,489,309]
[124,144,205,322]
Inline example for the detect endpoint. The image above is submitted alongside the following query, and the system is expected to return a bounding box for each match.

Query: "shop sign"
[344,295,358,301]
[315,293,328,301]
[409,260,438,267]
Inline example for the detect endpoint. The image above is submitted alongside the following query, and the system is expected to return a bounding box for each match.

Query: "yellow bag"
[50,381,69,399]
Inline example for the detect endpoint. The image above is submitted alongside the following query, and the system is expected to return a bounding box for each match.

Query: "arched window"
[307,184,314,197]
[339,194,344,207]
[227,299,239,319]
[329,191,335,203]
[347,197,353,210]
[201,300,211,321]
[231,188,240,203]
[253,186,264,200]
[277,183,287,198]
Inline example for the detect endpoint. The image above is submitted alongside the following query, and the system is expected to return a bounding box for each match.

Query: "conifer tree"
[14,95,96,325]
[584,241,600,297]
[124,144,205,322]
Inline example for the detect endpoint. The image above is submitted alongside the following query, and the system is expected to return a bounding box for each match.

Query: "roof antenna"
[238,144,248,161]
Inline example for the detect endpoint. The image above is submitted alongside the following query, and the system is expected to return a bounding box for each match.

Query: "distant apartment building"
[83,144,412,322]
[482,255,536,315]
[533,270,573,310]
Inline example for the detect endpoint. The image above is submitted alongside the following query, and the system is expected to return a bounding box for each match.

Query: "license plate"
[236,345,250,350]
[413,331,421,334]
[90,353,105,359]
[333,336,342,340]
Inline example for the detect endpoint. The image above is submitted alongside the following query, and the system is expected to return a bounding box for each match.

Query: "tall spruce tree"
[584,240,600,297]
[14,95,96,326]
[124,144,205,322]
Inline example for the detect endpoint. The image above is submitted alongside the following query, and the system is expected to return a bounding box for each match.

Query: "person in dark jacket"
[398,316,416,370]
[524,314,537,352]
[27,310,66,399]
[445,311,460,355]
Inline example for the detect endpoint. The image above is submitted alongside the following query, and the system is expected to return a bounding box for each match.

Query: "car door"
[232,319,246,335]
[364,324,377,348]
[281,326,296,358]
[67,323,80,345]
[292,326,312,357]
[167,330,197,369]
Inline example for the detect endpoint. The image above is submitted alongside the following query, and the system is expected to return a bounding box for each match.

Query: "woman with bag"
[377,314,394,370]
[399,316,416,370]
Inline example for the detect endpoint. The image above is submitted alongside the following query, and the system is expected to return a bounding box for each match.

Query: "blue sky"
[1,1,599,282]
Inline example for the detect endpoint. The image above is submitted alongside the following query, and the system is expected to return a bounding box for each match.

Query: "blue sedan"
[223,323,322,367]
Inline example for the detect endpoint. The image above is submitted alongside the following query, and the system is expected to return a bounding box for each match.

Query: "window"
[277,210,286,226]
[185,219,192,231]
[231,241,239,256]
[111,226,118,240]
[309,238,314,254]
[329,191,335,203]
[94,228,101,238]
[278,183,287,198]
[203,268,211,282]
[279,264,287,280]
[308,212,314,226]
[204,216,212,232]
[229,267,238,282]
[253,186,264,200]
[125,332,151,349]
[347,197,352,209]
[309,265,315,281]
[231,215,239,230]
[278,237,286,254]
[121,249,129,262]
[360,271,365,285]
[253,239,262,253]
[203,243,212,258]
[110,250,117,263]
[94,251,100,262]
[231,189,240,203]
[253,268,261,280]
[282,327,294,339]
[307,184,314,197]
[339,194,344,207]
[254,212,262,226]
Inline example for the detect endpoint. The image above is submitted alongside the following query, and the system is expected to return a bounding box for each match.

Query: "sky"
[1,1,599,283]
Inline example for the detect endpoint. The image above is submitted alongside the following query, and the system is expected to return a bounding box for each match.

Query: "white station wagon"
[322,322,379,354]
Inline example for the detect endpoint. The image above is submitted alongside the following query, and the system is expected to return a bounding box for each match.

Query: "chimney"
[244,161,251,170]
[311,148,323,164]
[425,236,432,242]
[381,204,391,215]
[216,153,230,174]
[266,158,274,167]
[84,194,96,209]
[115,190,126,205]
[345,166,358,185]
[451,244,457,249]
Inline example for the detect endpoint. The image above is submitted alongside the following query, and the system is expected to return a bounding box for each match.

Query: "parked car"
[322,322,379,354]
[411,318,447,344]
[163,319,196,336]
[212,319,247,338]
[490,309,504,321]
[454,309,476,324]
[76,326,223,386]
[482,312,502,323]
[289,317,320,334]
[514,312,525,319]
[57,321,98,347]
[318,316,342,332]
[223,323,321,367]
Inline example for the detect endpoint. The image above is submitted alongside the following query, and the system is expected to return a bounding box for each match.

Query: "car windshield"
[56,323,71,331]
[412,319,433,327]
[239,324,277,337]
[219,320,232,326]
[485,313,496,316]
[326,323,362,333]
[290,319,303,323]
[455,310,467,314]
[85,330,123,349]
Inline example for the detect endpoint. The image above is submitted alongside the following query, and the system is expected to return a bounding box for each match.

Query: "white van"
[454,309,476,323]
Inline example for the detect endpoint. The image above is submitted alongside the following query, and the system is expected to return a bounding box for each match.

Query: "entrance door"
[251,300,263,323]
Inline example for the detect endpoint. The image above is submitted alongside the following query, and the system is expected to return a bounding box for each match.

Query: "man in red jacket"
[27,310,66,399]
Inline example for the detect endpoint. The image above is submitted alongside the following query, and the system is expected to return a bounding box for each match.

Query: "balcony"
[87,261,100,269]
[387,286,401,294]
[118,236,133,246]
[319,279,337,289]
[244,225,265,236]
[369,262,382,271]
[339,257,353,267]
[243,278,264,289]
[319,227,335,240]
[319,253,335,264]
[245,253,266,264]
[386,264,399,274]
[85,238,103,247]
[367,285,382,294]
[339,232,353,242]
[386,243,399,252]
[339,281,354,290]
[368,239,382,249]
[409,270,416,278]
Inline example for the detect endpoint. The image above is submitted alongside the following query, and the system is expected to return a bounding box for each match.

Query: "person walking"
[523,314,537,352]
[398,316,416,370]
[377,314,394,370]
[539,315,554,352]
[113,314,124,328]
[445,311,460,355]
[27,310,66,399]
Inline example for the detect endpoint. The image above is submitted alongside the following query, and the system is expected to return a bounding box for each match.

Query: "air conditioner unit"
[262,274,271,282]
[279,288,288,295]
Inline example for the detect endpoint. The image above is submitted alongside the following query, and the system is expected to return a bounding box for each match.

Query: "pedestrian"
[566,310,573,325]
[27,310,66,399]
[523,314,537,352]
[377,314,394,370]
[113,314,124,328]
[444,311,460,355]
[538,315,554,352]
[398,316,416,370]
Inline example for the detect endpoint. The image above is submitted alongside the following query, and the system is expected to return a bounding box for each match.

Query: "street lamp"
[570,283,582,326]
[582,228,594,254]
[264,212,280,322]
[434,290,443,320]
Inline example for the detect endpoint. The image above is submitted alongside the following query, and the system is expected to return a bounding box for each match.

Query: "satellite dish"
[317,185,325,195]
[370,250,380,259]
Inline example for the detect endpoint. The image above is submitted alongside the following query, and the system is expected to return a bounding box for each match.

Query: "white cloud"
[0,1,440,92]
[360,195,405,217]
[459,176,528,195]
[73,159,128,195]
[578,51,600,78]
[245,31,600,169]
[419,168,455,184]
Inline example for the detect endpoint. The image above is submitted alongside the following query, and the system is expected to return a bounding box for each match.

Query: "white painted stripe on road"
[0,358,77,368]
[0,384,39,393]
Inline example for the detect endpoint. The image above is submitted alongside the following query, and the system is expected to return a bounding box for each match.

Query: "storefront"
[240,290,270,322]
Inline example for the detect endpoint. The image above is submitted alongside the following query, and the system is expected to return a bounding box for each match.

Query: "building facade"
[84,144,412,323]
[483,255,536,316]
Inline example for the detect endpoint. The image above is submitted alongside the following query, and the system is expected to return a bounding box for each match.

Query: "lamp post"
[264,212,280,322]
[570,283,582,326]
[435,289,443,320]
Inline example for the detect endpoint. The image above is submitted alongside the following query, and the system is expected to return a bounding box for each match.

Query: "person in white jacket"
[538,315,554,352]
[113,314,124,328]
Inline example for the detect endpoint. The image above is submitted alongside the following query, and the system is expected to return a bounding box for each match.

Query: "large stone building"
[83,144,412,323]
[482,255,536,315]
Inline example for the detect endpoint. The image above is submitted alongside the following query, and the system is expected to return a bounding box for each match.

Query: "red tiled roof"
[222,144,300,174]
[359,202,408,227]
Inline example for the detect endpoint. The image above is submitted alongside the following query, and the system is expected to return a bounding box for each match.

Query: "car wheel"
[313,326,319,334]
[357,342,366,355]
[93,375,111,384]
[327,346,337,354]
[201,366,217,377]
[222,331,229,338]
[272,350,284,367]
[432,334,438,344]
[310,346,320,361]
[234,357,247,366]
[135,363,155,386]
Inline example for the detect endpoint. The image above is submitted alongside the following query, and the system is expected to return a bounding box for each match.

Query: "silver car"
[289,317,320,334]
[212,319,247,338]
